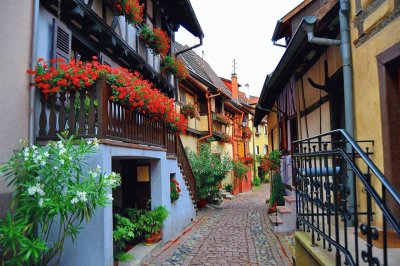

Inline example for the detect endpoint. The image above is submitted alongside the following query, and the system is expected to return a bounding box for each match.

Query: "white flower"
[71,197,78,204]
[44,151,50,157]
[60,159,65,165]
[37,187,45,196]
[38,198,44,207]
[96,165,101,171]
[59,147,66,154]
[76,191,87,202]
[54,166,59,170]
[28,186,36,195]
[40,160,46,166]
[35,176,42,181]
[69,156,72,161]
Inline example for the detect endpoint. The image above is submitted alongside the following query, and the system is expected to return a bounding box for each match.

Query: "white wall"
[53,143,195,266]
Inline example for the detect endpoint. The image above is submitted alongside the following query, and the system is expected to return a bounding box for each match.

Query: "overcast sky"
[176,0,304,98]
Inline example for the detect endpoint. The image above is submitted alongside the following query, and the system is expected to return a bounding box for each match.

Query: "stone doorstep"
[268,213,284,225]
[283,195,296,203]
[277,206,292,214]
[118,241,162,266]
[225,194,234,200]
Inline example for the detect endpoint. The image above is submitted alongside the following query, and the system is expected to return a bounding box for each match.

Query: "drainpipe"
[302,3,354,137]
[175,36,203,57]
[197,92,220,151]
[29,0,40,144]
[302,0,355,217]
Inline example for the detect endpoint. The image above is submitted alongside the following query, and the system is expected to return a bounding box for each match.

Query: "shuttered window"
[52,19,72,63]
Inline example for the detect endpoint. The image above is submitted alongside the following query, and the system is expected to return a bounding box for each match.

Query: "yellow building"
[255,0,400,264]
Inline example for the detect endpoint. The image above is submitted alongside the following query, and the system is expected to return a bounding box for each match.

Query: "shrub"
[186,143,232,200]
[253,177,261,187]
[269,173,285,208]
[232,160,248,180]
[224,184,232,192]
[0,134,120,266]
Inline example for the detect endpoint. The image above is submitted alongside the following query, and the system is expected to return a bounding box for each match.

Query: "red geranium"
[27,57,187,133]
[140,24,170,56]
[111,0,144,25]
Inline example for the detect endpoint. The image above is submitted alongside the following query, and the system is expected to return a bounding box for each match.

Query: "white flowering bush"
[0,134,120,266]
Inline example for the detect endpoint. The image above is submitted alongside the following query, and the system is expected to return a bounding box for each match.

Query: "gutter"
[175,36,203,57]
[29,0,40,144]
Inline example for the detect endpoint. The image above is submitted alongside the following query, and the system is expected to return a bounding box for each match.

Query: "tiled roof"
[175,42,232,97]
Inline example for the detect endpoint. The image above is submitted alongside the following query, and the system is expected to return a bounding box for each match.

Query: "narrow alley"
[144,184,293,266]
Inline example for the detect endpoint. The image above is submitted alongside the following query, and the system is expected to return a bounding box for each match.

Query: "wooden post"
[97,76,108,139]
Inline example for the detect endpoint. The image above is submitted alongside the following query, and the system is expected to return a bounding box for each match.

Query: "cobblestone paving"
[144,184,293,265]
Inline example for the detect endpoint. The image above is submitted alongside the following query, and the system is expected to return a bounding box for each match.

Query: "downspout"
[197,92,220,151]
[302,0,355,216]
[175,36,203,57]
[302,5,354,136]
[29,0,40,144]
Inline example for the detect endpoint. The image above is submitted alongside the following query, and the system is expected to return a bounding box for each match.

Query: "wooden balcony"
[36,76,196,200]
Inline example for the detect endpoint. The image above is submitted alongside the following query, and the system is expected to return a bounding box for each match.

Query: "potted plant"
[180,102,199,119]
[139,24,170,56]
[140,206,169,245]
[221,133,233,143]
[240,156,254,165]
[242,126,252,140]
[109,0,144,25]
[170,179,181,203]
[213,113,231,126]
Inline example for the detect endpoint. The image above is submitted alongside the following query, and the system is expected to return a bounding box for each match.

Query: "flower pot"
[152,229,162,243]
[144,235,155,246]
[114,260,118,266]
[197,198,207,209]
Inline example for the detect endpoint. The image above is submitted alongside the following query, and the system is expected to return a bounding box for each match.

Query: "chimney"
[231,73,238,101]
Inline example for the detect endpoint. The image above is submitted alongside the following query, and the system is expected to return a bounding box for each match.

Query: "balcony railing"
[293,129,400,265]
[36,76,196,201]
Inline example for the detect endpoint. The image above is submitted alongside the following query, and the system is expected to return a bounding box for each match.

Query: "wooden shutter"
[52,18,72,62]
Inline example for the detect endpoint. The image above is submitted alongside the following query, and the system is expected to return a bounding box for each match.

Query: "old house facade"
[0,0,203,265]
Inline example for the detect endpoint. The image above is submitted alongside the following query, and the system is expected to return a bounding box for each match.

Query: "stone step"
[277,206,292,214]
[268,214,284,225]
[283,195,296,203]
[225,194,234,200]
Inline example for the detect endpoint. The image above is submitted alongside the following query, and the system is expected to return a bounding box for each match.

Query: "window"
[255,125,260,135]
[264,125,268,135]
[180,88,186,103]
[255,145,260,155]
[263,145,268,155]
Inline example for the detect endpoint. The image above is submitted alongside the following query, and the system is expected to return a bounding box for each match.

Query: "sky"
[176,0,304,98]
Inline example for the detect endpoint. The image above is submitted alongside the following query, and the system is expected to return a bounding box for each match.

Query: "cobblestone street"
[144,184,294,266]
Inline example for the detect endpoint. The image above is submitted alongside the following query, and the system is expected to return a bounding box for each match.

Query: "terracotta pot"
[114,260,118,266]
[144,234,155,246]
[152,229,162,243]
[125,244,135,251]
[197,198,207,209]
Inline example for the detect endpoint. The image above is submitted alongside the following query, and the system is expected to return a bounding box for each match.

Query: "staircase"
[170,135,197,206]
[267,195,297,233]
[221,189,234,200]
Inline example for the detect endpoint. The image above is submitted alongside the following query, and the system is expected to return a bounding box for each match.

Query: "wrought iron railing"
[293,129,400,266]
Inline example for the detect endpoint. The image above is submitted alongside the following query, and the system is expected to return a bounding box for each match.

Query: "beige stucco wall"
[0,1,33,214]
[180,134,198,154]
[350,8,400,175]
[350,2,400,226]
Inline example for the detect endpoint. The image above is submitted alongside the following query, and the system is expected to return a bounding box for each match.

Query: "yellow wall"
[350,0,400,226]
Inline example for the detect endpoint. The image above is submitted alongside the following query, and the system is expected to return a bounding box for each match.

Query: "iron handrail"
[293,129,400,207]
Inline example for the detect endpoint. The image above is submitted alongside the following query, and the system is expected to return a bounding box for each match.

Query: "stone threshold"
[118,241,162,266]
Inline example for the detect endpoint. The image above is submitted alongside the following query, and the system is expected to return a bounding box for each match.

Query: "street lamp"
[242,116,248,127]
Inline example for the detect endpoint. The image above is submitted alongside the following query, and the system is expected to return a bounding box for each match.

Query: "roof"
[272,0,314,42]
[175,42,232,97]
[162,0,204,38]
[255,0,338,126]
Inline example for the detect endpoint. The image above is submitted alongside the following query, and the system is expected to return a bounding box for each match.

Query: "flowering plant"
[213,113,231,126]
[260,150,281,176]
[0,134,121,266]
[170,179,181,203]
[232,160,248,180]
[27,58,187,133]
[111,0,144,25]
[139,24,170,56]
[221,133,233,144]
[161,55,189,80]
[180,102,199,119]
[242,126,252,140]
[240,156,254,165]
